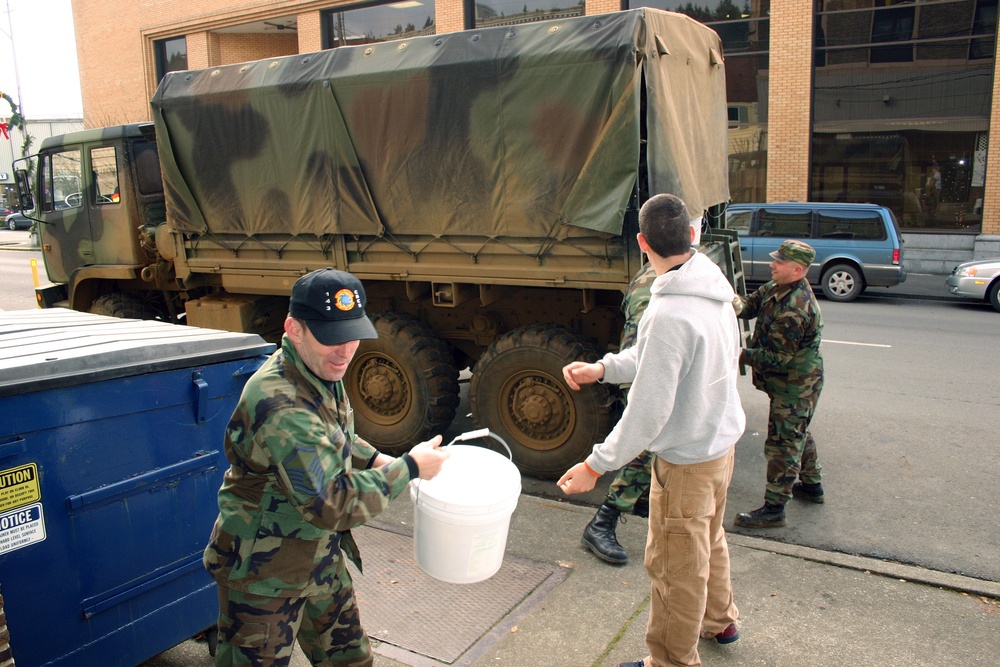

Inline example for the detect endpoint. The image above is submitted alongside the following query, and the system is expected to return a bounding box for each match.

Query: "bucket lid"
[411,445,521,509]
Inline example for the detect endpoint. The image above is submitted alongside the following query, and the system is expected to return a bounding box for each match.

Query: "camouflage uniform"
[604,263,656,513]
[738,277,824,505]
[204,334,416,666]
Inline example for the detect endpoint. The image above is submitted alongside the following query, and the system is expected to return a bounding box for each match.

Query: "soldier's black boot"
[734,503,786,528]
[583,502,628,564]
[792,482,825,504]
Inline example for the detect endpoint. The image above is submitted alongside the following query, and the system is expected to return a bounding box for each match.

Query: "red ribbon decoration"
[0,122,9,140]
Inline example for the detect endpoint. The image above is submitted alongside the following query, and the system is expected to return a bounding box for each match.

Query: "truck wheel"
[89,292,161,319]
[470,325,614,479]
[346,312,460,455]
[821,264,864,302]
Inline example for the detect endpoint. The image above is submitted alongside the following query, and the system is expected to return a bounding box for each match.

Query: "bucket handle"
[411,429,514,503]
[442,428,512,460]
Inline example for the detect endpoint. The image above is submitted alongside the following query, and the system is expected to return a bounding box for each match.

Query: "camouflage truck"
[16,8,740,478]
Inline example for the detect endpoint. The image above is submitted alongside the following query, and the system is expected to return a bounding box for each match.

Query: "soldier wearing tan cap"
[734,240,825,529]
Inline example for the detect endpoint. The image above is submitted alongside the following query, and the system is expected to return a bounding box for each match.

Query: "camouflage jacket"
[620,263,657,351]
[738,277,824,399]
[203,334,414,597]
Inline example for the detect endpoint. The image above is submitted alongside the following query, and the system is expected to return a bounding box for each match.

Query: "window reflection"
[472,0,584,28]
[813,0,994,232]
[155,37,188,82]
[323,1,436,47]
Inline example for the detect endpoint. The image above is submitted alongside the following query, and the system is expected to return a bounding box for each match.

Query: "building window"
[970,0,998,59]
[471,0,584,29]
[813,0,993,232]
[155,36,188,82]
[629,0,770,204]
[871,3,915,63]
[322,1,436,48]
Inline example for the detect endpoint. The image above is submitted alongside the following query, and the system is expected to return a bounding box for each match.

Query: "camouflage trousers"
[764,391,822,506]
[605,451,652,512]
[215,570,372,667]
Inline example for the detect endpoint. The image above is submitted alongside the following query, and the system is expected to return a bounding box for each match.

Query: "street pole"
[3,0,26,157]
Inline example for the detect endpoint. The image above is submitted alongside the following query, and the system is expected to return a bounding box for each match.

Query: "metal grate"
[351,523,565,665]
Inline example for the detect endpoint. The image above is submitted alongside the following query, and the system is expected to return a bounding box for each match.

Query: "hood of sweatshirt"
[650,250,735,303]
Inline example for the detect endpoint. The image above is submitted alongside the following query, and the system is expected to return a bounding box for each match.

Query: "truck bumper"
[35,283,69,309]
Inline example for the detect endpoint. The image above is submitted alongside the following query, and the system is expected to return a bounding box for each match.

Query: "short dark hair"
[638,194,691,257]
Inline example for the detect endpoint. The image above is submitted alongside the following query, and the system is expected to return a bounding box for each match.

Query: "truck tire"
[89,292,161,320]
[470,325,615,479]
[346,312,460,455]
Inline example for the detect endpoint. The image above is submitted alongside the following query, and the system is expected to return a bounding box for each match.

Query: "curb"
[728,533,1000,599]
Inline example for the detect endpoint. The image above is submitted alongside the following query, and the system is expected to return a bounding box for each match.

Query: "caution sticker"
[0,463,41,512]
[0,503,46,555]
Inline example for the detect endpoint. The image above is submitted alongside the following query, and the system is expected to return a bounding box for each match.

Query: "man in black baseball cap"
[289,268,378,346]
[205,267,448,665]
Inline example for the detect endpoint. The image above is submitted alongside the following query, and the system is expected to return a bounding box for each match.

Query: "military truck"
[15,9,740,478]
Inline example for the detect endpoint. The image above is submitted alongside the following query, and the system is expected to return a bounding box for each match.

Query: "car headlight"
[956,266,977,277]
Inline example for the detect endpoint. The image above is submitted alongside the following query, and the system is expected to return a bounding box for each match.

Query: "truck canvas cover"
[150,8,728,240]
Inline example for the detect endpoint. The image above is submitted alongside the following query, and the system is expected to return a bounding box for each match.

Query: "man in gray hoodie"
[558,193,745,667]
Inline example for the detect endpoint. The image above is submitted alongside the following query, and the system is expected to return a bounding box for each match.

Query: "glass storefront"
[813,0,996,232]
[630,1,770,204]
[322,1,436,48]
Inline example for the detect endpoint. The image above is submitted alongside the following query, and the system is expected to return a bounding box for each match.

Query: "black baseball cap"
[289,269,378,345]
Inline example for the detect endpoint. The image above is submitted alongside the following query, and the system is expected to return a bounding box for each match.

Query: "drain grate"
[351,522,565,666]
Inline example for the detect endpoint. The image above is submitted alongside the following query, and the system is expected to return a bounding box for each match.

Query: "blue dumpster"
[0,309,275,667]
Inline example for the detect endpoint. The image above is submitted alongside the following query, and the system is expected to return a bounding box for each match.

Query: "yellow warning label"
[0,463,41,512]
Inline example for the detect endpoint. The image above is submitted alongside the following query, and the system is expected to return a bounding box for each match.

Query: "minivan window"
[727,209,752,235]
[757,208,811,238]
[816,210,886,241]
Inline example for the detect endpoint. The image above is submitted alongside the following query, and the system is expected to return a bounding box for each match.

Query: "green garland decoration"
[0,90,26,130]
[0,89,34,164]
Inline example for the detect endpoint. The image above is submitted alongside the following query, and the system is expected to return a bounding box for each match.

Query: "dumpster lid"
[0,309,276,395]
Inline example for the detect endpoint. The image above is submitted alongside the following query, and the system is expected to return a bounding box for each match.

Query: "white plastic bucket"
[410,444,521,584]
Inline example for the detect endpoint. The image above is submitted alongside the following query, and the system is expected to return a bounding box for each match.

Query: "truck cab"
[17,125,167,315]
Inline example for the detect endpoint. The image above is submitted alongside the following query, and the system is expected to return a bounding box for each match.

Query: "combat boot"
[734,503,786,528]
[792,481,825,504]
[583,502,628,564]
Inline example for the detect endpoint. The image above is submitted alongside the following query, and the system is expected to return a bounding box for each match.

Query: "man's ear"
[689,225,696,243]
[637,232,651,254]
[284,315,302,342]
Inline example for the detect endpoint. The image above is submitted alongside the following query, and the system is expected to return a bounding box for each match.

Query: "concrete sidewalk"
[147,493,999,667]
[370,494,999,667]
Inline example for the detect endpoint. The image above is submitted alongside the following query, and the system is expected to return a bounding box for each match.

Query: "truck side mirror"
[14,169,34,211]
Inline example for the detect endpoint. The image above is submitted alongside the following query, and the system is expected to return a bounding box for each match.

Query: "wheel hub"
[503,375,572,448]
[356,357,409,418]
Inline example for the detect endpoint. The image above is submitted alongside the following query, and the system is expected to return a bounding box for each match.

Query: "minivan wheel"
[821,264,864,302]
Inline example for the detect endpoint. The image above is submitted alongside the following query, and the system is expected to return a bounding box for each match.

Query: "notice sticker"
[0,463,41,512]
[0,503,46,555]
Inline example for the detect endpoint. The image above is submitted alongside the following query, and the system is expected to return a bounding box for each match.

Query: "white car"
[946,258,1000,312]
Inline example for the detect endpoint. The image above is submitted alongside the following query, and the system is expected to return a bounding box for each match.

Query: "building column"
[766,0,813,203]
[297,11,322,53]
[980,42,1000,238]
[587,0,620,15]
[436,0,466,34]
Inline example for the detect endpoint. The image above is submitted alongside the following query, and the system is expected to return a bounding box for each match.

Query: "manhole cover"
[352,522,566,665]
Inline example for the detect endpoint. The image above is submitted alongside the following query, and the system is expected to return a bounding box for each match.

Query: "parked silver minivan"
[726,202,906,302]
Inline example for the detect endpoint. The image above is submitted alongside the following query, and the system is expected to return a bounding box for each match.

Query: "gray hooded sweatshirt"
[586,250,746,472]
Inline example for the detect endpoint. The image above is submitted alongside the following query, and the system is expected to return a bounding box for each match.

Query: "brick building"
[69,0,1000,265]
